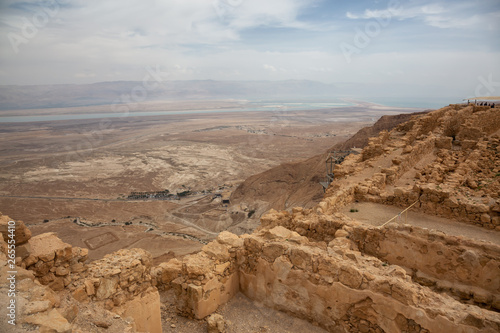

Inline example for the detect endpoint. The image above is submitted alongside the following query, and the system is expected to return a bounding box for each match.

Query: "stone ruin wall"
[0,214,161,333]
[2,211,500,333]
[262,209,500,310]
[334,105,500,229]
[70,248,162,333]
[154,225,500,332]
[153,232,241,319]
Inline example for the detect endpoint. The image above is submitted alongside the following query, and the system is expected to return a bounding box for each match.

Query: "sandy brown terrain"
[0,100,424,262]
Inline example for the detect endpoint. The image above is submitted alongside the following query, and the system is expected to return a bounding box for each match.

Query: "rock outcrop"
[230,111,428,219]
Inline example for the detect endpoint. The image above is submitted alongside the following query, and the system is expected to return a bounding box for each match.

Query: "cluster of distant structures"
[127,190,181,201]
[466,99,496,108]
[126,184,234,203]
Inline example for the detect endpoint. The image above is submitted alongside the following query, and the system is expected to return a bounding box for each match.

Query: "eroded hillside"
[231,111,429,221]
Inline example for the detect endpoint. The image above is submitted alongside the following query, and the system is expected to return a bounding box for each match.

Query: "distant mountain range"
[0,80,339,110]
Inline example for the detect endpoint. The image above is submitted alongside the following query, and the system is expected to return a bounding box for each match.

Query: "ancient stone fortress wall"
[153,231,241,319]
[260,209,500,312]
[0,213,160,333]
[237,226,499,333]
[70,248,162,333]
[2,212,500,332]
[334,105,500,229]
[153,223,500,332]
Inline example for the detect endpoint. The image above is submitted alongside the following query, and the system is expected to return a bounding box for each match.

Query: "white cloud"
[345,2,497,29]
[263,64,277,72]
[0,0,498,105]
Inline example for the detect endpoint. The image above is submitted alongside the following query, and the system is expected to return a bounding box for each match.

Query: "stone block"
[202,242,230,261]
[0,215,31,245]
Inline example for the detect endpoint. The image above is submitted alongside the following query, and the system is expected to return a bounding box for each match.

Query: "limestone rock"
[184,253,213,277]
[217,231,244,248]
[23,300,52,316]
[24,308,72,333]
[263,226,307,244]
[156,258,182,285]
[334,229,349,238]
[202,242,230,261]
[207,313,226,333]
[28,233,72,263]
[0,214,31,245]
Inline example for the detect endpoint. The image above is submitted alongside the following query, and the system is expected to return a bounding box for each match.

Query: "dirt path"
[0,194,121,201]
[342,202,500,246]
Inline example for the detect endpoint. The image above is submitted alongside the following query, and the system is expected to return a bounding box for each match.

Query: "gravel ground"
[160,291,327,333]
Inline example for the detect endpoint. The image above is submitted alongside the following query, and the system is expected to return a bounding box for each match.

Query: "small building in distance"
[464,96,499,107]
[221,192,231,205]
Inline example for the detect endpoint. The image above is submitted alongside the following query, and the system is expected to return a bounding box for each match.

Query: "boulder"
[202,242,230,261]
[24,308,72,333]
[0,214,31,245]
[207,313,226,333]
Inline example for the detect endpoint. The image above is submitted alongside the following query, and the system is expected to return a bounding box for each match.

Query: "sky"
[0,0,499,100]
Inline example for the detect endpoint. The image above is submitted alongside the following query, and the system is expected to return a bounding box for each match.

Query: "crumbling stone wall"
[258,209,500,312]
[153,231,241,319]
[238,226,500,332]
[70,248,162,333]
[361,130,391,161]
[1,212,161,332]
[20,233,88,291]
[337,105,500,228]
[354,224,500,310]
[154,223,500,332]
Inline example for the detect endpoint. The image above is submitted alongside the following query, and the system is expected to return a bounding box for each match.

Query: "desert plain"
[0,100,424,262]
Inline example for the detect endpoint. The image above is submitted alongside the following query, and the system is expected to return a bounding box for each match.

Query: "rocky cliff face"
[230,111,429,219]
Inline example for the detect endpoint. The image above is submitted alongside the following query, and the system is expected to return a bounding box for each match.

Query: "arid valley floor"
[0,100,421,262]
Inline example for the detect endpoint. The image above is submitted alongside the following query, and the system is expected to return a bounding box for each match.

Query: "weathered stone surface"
[55,266,69,276]
[28,233,71,261]
[115,289,162,333]
[334,229,349,238]
[263,226,308,244]
[24,309,72,333]
[0,214,31,245]
[84,279,95,296]
[215,262,230,275]
[184,253,213,277]
[72,286,88,303]
[60,304,79,323]
[217,231,244,248]
[23,300,52,316]
[202,242,230,261]
[207,313,226,333]
[96,277,118,300]
[339,264,363,289]
[156,258,182,285]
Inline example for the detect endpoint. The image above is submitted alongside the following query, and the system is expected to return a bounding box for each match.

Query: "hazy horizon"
[1,0,499,101]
